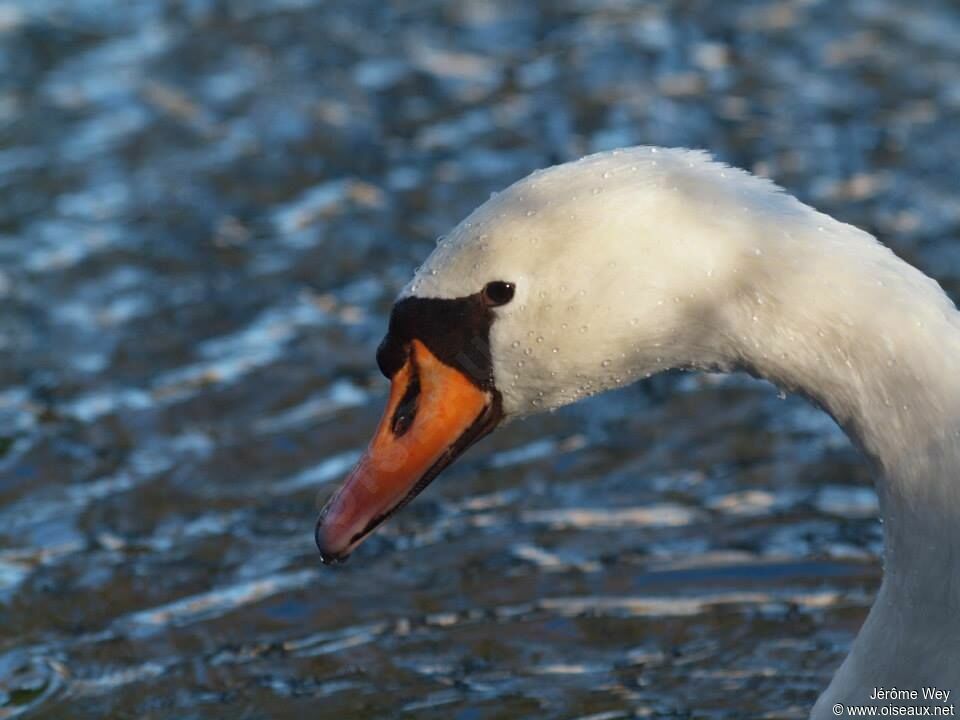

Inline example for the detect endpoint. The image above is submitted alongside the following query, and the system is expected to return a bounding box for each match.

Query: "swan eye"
[482,281,515,307]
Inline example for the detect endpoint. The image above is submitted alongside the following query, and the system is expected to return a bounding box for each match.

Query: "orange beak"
[315,339,500,563]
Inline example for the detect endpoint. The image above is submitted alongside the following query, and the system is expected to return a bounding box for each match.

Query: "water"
[1,0,958,717]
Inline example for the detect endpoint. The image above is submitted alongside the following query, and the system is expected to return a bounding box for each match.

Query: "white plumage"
[405,147,960,717]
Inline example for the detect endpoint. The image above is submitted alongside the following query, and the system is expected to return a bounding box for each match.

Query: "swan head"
[315,147,785,562]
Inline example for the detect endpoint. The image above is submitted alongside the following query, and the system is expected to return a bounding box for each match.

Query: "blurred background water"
[0,0,959,717]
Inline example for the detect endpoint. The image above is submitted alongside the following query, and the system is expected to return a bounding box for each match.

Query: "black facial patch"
[376,292,496,391]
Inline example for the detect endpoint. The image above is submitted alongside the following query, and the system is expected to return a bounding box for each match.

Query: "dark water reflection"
[1,0,958,717]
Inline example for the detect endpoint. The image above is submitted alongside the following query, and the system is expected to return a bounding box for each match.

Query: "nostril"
[391,370,421,436]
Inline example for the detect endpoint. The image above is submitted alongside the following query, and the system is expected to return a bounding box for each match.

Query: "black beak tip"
[315,519,350,566]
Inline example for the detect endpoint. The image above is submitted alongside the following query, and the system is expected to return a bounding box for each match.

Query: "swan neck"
[731,238,960,595]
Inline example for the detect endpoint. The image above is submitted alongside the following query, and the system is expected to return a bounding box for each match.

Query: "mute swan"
[315,147,960,717]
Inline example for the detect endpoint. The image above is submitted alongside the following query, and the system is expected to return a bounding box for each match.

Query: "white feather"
[405,146,960,716]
